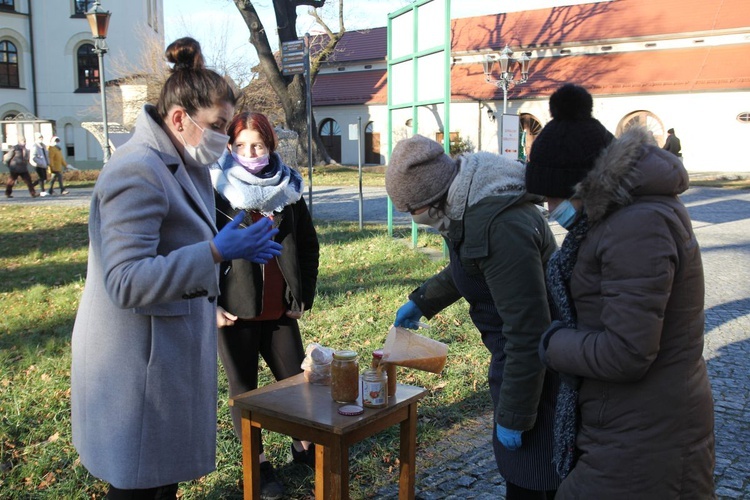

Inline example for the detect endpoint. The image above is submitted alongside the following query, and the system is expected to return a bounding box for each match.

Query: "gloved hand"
[394,300,423,329]
[496,424,523,451]
[212,211,282,263]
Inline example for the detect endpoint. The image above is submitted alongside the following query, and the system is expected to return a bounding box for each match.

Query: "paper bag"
[382,326,447,374]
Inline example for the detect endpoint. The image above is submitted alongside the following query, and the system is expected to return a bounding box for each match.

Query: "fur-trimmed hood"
[575,126,689,223]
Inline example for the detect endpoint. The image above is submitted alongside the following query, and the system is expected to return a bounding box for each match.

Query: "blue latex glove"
[496,424,523,451]
[213,211,282,263]
[394,300,423,329]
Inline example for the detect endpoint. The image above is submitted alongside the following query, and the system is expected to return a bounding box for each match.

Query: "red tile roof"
[312,27,387,64]
[313,70,387,105]
[451,0,750,52]
[452,45,750,101]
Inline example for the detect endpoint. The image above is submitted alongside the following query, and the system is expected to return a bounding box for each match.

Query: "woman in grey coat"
[70,38,282,499]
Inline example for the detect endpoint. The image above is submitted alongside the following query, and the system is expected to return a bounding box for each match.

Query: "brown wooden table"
[230,373,427,499]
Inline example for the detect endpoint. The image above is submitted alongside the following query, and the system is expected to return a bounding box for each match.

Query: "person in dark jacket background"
[526,84,715,499]
[387,135,561,500]
[211,111,319,499]
[663,127,682,157]
[4,137,38,198]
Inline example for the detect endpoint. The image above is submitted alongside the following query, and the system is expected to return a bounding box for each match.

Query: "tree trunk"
[233,0,333,166]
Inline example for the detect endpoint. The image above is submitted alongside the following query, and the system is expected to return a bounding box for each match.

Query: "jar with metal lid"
[331,350,359,403]
[361,368,388,408]
[372,349,397,398]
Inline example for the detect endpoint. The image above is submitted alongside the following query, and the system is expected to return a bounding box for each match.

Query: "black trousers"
[32,166,47,190]
[218,314,305,451]
[48,171,65,192]
[106,483,178,499]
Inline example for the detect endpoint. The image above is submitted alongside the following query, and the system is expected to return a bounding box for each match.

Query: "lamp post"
[482,45,531,115]
[86,0,112,164]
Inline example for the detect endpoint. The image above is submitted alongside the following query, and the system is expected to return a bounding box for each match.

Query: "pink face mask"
[232,152,269,174]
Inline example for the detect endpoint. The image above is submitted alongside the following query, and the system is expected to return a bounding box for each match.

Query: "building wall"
[0,0,163,168]
[317,90,750,174]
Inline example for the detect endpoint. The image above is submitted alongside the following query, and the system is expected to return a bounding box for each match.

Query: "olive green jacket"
[409,192,557,429]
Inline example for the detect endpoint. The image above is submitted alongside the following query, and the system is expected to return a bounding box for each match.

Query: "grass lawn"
[0,204,485,499]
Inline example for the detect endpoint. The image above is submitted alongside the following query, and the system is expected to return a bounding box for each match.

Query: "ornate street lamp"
[482,45,532,115]
[86,0,112,164]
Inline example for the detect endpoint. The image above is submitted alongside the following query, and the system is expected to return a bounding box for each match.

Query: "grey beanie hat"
[386,134,458,212]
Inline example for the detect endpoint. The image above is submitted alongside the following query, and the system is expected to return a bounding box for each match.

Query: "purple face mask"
[232,152,269,174]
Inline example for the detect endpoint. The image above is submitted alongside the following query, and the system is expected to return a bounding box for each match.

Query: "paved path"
[7,185,750,498]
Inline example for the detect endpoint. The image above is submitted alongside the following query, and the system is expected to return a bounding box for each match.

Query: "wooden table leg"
[241,409,261,500]
[315,443,330,499]
[316,439,348,500]
[398,402,418,500]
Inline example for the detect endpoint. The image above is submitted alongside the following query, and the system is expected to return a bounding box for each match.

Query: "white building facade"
[0,0,163,168]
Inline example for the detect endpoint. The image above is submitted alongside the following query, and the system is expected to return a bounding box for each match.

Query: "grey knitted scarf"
[545,214,589,478]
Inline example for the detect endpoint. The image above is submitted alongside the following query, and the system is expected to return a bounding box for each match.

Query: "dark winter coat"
[4,144,30,174]
[663,133,682,157]
[541,127,715,499]
[409,153,560,489]
[215,191,318,318]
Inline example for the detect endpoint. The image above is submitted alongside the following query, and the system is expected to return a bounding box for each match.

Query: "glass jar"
[331,350,359,403]
[372,349,397,398]
[361,368,388,408]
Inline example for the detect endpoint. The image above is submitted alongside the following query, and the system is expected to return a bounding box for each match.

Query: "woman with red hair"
[210,112,319,498]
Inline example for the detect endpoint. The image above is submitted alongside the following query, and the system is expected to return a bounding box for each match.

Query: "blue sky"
[163,0,599,80]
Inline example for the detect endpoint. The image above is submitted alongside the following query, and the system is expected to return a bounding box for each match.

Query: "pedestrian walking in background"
[4,137,38,198]
[30,132,50,196]
[211,111,319,499]
[71,37,282,500]
[47,136,69,195]
[663,127,682,157]
[387,135,561,500]
[527,83,715,499]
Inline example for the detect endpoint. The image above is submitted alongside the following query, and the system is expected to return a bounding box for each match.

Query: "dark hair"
[668,128,675,134]
[156,37,237,118]
[227,112,278,153]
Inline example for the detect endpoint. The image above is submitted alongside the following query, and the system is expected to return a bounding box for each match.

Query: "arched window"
[617,110,665,146]
[77,43,99,92]
[365,121,381,164]
[0,40,19,88]
[319,118,341,138]
[519,113,543,160]
[318,118,341,163]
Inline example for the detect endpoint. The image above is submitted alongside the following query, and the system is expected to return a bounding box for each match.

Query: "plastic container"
[361,368,388,408]
[372,349,397,398]
[331,350,359,403]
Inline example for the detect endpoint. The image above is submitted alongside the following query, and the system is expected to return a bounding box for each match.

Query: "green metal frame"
[386,0,451,251]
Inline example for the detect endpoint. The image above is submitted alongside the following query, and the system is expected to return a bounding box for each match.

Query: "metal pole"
[96,39,111,164]
[304,33,313,217]
[502,81,508,115]
[357,116,363,230]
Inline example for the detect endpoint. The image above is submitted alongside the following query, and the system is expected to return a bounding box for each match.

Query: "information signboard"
[281,40,306,76]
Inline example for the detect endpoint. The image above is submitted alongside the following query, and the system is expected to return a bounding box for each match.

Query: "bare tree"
[87,26,169,129]
[232,0,346,164]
